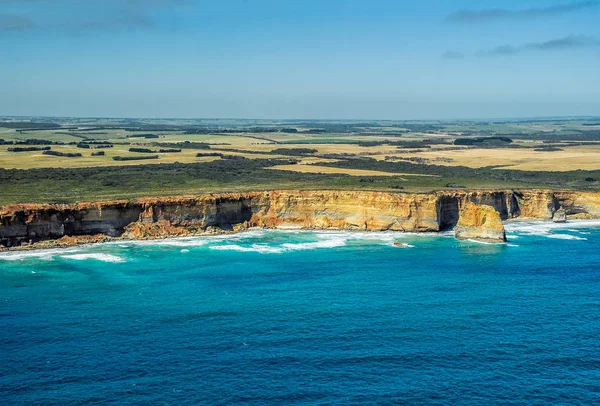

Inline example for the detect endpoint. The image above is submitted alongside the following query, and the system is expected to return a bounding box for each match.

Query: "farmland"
[1,116,600,204]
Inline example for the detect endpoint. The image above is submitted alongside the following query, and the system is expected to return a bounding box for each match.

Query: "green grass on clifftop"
[2,158,599,205]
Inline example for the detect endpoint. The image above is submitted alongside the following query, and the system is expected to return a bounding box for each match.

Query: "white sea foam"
[281,237,347,251]
[466,239,505,246]
[503,220,599,241]
[505,220,600,235]
[210,244,285,254]
[114,238,209,248]
[393,243,415,248]
[544,234,587,241]
[0,247,81,261]
[114,229,442,254]
[209,233,350,254]
[109,230,268,248]
[61,253,125,263]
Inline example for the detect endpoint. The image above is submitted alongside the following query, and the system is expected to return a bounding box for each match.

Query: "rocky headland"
[2,189,600,250]
[454,202,506,242]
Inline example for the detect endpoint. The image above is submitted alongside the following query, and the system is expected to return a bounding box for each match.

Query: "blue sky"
[1,0,598,119]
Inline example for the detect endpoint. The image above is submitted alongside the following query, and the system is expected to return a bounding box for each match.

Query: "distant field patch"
[399,146,600,171]
[268,164,438,178]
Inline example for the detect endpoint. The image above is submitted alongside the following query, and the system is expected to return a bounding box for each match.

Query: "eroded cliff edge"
[2,189,600,248]
[454,203,507,242]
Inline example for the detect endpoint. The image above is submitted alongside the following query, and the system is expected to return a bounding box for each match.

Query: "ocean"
[2,221,600,404]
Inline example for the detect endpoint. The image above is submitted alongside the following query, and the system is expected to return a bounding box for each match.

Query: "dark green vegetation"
[1,138,53,145]
[1,157,599,205]
[360,140,435,148]
[2,116,600,205]
[196,152,223,157]
[315,158,600,191]
[7,146,51,152]
[128,147,183,153]
[112,155,159,161]
[42,151,82,158]
[270,148,318,156]
[1,138,115,146]
[0,121,61,130]
[129,147,155,153]
[153,142,212,150]
[77,142,114,149]
[3,117,600,140]
[454,137,513,146]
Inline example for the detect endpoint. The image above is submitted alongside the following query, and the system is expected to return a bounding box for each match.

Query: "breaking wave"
[0,248,81,261]
[210,244,284,254]
[504,220,600,241]
[0,249,124,263]
[60,254,125,263]
[544,234,587,241]
[209,234,349,254]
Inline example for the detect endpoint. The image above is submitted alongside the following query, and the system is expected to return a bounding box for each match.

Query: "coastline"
[2,189,600,251]
[3,218,600,255]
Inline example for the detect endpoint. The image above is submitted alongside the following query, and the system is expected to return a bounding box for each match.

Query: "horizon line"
[1,114,599,122]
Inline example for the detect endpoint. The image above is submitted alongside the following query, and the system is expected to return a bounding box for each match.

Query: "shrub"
[454,137,513,146]
[7,146,51,152]
[271,148,318,156]
[42,151,82,157]
[16,139,53,145]
[129,148,154,153]
[113,155,159,161]
[196,152,223,157]
[155,141,211,150]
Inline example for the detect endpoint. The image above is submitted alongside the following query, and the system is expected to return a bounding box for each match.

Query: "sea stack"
[552,207,567,223]
[454,202,507,243]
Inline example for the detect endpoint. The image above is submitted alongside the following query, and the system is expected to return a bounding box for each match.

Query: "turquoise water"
[2,221,600,404]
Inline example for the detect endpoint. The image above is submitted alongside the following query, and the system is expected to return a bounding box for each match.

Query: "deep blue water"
[2,221,600,405]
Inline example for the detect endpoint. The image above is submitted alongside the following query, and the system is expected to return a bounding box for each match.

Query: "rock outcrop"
[1,189,600,248]
[454,203,507,242]
[552,207,567,223]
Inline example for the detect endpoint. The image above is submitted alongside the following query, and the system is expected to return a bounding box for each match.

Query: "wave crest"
[61,254,125,263]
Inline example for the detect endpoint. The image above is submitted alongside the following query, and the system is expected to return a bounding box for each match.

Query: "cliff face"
[1,189,600,248]
[454,203,507,242]
[249,191,439,231]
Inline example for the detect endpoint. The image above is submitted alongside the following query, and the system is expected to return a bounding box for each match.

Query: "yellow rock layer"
[455,203,507,242]
[2,189,600,248]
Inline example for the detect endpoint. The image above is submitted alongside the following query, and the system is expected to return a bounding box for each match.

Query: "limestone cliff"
[454,203,507,242]
[249,191,439,231]
[1,189,600,248]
